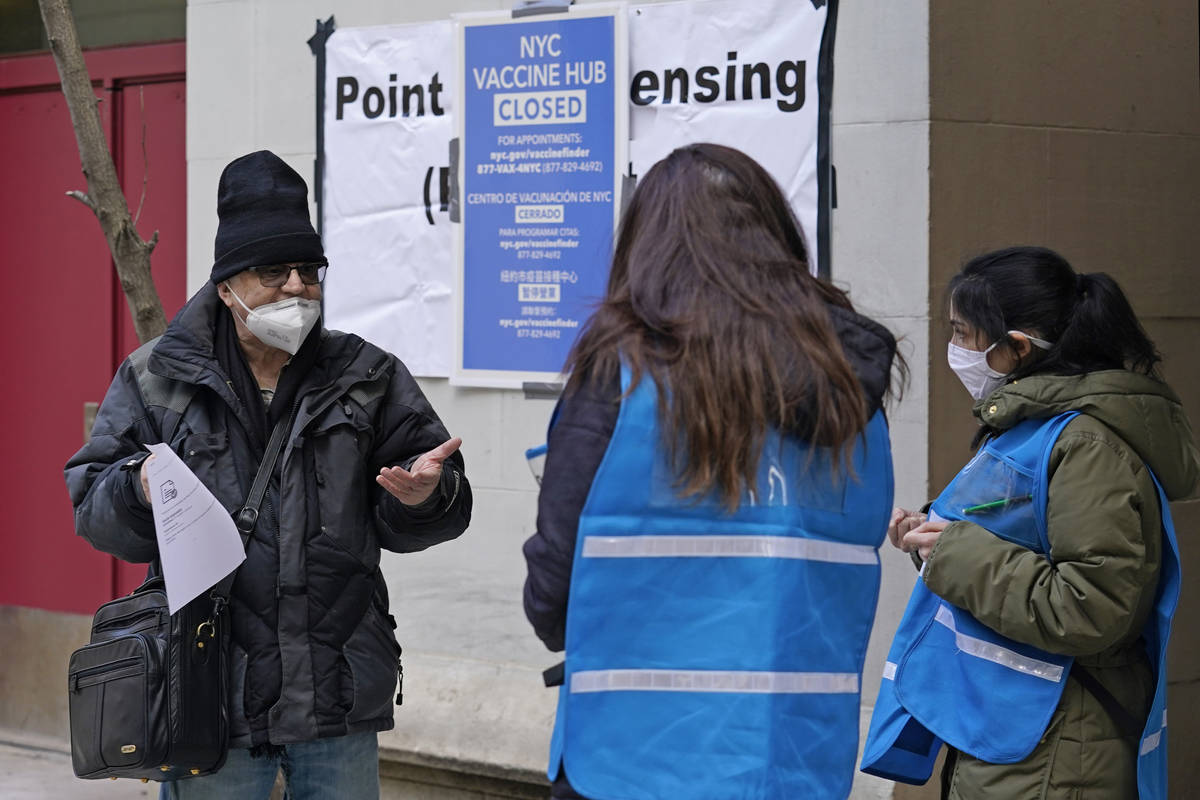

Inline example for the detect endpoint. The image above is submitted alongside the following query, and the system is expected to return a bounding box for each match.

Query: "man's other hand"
[376,437,463,507]
[139,454,157,505]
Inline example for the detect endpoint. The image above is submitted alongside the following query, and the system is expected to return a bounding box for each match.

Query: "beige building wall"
[915,1,1200,796]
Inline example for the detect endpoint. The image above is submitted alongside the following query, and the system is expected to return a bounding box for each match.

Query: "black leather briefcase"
[67,574,230,781]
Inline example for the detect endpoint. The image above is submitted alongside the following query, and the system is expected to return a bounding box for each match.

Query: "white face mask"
[947,331,1053,401]
[225,284,321,355]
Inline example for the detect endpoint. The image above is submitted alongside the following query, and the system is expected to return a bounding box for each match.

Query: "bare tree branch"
[38,0,167,344]
[65,189,95,211]
[134,85,149,226]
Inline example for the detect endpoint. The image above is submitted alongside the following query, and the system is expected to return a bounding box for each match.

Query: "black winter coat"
[66,284,471,748]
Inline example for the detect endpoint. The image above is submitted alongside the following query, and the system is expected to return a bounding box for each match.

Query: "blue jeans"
[159,731,379,800]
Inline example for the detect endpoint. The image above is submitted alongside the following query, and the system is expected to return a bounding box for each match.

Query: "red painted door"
[0,43,186,613]
[113,76,188,597]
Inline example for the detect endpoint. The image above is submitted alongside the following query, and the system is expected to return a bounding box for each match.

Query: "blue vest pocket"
[934,450,1039,550]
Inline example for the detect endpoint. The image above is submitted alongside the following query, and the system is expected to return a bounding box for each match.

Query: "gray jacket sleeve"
[63,358,162,564]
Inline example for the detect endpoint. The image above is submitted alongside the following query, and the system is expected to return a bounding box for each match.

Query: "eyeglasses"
[250,263,327,287]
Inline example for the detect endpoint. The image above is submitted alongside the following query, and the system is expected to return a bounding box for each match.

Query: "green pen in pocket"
[962,494,1033,514]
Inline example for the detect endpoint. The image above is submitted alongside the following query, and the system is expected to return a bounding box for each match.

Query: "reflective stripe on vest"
[876,607,1068,685]
[931,604,1065,682]
[581,534,878,564]
[571,669,859,695]
[1140,710,1166,757]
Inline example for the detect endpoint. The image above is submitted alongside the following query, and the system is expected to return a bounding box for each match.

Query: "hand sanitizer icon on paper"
[160,479,178,503]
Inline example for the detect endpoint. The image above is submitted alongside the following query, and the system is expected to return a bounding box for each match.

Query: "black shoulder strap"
[234,414,291,540]
[1070,663,1145,737]
[209,411,293,604]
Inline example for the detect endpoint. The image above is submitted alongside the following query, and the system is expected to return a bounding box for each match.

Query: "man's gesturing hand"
[376,437,462,508]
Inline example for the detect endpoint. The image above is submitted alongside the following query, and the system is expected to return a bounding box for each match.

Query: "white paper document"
[145,443,246,614]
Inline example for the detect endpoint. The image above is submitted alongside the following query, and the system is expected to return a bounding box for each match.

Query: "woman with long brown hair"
[522,143,902,800]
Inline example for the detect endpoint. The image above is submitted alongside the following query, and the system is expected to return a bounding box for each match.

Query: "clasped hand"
[887,506,947,562]
[376,437,463,507]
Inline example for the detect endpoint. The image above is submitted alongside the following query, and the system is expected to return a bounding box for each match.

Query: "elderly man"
[65,150,471,799]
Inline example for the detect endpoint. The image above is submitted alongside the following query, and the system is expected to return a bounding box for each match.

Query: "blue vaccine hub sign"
[457,9,626,385]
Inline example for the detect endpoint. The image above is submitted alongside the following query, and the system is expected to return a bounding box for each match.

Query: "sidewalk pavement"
[0,735,153,800]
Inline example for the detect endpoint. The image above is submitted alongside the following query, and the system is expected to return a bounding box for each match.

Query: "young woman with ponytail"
[862,246,1199,799]
[523,144,903,800]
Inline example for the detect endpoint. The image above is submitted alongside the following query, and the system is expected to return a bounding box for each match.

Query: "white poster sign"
[629,0,830,274]
[319,1,834,380]
[322,22,456,378]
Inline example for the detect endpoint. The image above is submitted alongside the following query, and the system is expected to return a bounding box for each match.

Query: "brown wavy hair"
[565,143,870,510]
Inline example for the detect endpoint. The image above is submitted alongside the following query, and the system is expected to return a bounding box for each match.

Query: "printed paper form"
[145,443,246,614]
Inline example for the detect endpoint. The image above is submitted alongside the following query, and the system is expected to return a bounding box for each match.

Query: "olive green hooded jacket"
[922,370,1199,800]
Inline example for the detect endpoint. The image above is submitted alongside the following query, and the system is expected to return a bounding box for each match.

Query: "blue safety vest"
[860,412,1180,800]
[544,366,894,800]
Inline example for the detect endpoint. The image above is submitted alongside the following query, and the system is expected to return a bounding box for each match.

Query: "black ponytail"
[1054,271,1161,376]
[948,246,1161,380]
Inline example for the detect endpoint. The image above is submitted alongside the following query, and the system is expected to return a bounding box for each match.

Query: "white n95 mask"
[947,341,1007,401]
[226,285,321,355]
